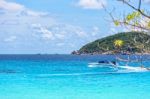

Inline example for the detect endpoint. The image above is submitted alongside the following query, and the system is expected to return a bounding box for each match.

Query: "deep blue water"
[0,55,150,99]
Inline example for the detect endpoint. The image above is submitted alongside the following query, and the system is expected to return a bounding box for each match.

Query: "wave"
[37,72,102,77]
[35,65,149,78]
[36,70,148,78]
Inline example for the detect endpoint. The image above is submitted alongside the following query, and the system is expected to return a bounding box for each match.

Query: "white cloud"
[32,24,55,40]
[144,0,150,3]
[91,26,100,36]
[0,0,24,12]
[77,0,107,9]
[55,33,65,39]
[31,23,89,40]
[75,28,88,37]
[40,28,54,40]
[0,0,104,53]
[4,36,17,42]
[56,43,65,46]
[18,10,48,17]
[0,0,48,17]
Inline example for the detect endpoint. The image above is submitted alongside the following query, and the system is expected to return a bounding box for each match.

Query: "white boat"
[88,62,116,68]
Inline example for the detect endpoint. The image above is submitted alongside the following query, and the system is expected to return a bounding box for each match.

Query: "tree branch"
[138,0,141,10]
[118,0,150,19]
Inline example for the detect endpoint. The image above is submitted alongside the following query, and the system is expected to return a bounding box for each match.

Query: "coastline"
[71,52,150,55]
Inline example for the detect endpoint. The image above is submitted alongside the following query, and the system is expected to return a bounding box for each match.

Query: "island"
[72,32,150,55]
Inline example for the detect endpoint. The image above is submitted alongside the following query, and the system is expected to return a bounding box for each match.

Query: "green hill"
[75,32,150,54]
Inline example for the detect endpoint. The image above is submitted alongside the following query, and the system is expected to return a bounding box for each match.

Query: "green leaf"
[134,21,139,26]
[114,20,120,26]
[148,21,150,28]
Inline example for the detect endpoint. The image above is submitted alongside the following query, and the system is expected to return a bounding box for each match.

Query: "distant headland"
[72,32,150,55]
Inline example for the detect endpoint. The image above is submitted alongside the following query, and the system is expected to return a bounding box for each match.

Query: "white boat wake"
[36,67,149,77]
[118,66,149,72]
[88,62,149,73]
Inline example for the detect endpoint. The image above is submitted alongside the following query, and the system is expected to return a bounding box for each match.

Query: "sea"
[0,54,150,99]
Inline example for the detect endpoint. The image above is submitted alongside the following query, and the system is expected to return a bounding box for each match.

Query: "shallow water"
[0,55,150,99]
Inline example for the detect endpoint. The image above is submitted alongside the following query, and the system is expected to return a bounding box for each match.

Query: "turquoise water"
[0,55,150,99]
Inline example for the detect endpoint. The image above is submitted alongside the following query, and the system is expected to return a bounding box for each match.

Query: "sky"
[0,0,150,54]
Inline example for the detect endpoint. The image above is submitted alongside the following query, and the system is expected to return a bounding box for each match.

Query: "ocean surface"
[0,54,150,99]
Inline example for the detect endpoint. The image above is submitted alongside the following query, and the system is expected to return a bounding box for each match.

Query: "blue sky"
[0,0,149,54]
